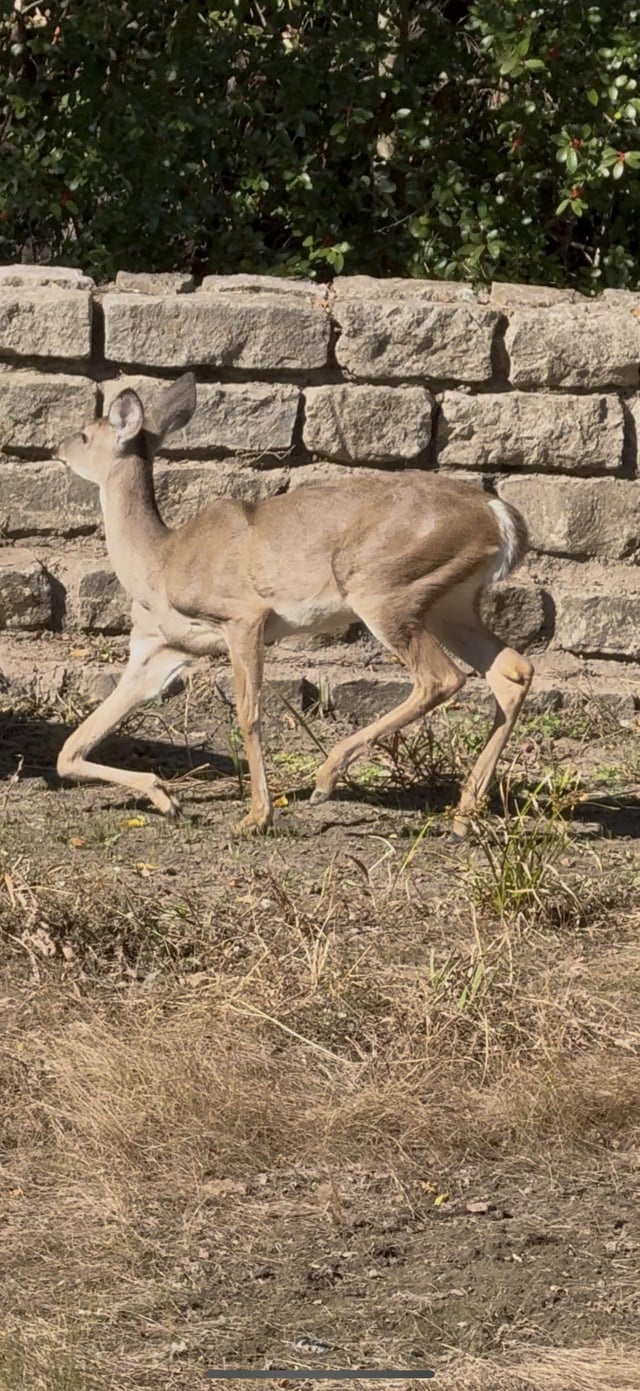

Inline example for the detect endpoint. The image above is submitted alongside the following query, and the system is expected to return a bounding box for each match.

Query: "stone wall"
[1,264,640,706]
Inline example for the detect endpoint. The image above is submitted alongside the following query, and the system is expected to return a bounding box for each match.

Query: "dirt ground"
[1,672,639,1391]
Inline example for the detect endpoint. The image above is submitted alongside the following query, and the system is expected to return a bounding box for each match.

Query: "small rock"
[292,1337,333,1354]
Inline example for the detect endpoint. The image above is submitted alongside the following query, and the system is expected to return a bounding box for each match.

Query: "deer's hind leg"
[311,616,466,804]
[429,603,533,838]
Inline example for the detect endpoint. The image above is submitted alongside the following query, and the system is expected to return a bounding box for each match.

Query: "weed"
[377,711,480,793]
[273,688,330,758]
[468,765,586,927]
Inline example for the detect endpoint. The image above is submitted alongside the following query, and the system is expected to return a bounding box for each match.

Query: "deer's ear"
[144,373,196,444]
[108,390,144,452]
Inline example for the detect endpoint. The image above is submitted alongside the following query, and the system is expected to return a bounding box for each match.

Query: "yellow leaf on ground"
[124,816,147,828]
[274,794,289,808]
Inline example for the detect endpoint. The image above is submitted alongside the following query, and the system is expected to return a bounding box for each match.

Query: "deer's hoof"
[233,811,273,838]
[154,785,181,818]
[310,787,333,806]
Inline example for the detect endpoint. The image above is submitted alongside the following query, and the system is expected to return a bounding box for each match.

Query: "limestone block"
[103,293,330,370]
[437,391,623,474]
[304,384,433,462]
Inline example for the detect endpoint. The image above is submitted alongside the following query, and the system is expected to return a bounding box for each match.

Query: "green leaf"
[612,159,625,179]
[587,88,599,105]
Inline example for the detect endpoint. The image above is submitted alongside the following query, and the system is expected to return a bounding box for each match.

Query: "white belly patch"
[264,598,357,644]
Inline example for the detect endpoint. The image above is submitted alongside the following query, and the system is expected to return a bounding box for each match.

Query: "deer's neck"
[100,455,170,606]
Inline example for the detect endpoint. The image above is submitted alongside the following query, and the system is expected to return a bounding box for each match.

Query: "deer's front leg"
[57,633,189,814]
[225,617,272,834]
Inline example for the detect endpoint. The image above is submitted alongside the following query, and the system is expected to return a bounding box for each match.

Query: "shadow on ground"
[0,715,236,788]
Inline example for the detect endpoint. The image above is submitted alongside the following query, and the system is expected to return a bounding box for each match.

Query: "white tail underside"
[487,498,525,583]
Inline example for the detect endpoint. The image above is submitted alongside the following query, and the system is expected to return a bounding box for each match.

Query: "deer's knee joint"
[509,653,534,688]
[493,648,533,688]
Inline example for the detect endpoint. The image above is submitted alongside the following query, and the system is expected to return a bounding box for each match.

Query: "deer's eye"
[80,432,89,444]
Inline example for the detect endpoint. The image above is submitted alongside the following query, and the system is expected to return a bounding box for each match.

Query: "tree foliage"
[2,1,640,288]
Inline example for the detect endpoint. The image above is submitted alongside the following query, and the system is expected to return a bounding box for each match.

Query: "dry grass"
[2,693,640,1386]
[2,1336,638,1391]
[436,1344,640,1391]
[2,808,639,1187]
[0,1326,97,1391]
[4,981,640,1197]
[1,1324,639,1391]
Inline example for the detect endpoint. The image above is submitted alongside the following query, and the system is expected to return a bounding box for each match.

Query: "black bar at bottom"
[204,1372,435,1381]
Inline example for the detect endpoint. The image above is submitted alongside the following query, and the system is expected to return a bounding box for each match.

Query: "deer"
[55,373,533,836]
